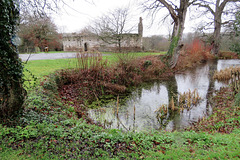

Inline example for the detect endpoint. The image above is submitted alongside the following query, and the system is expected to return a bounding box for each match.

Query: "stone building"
[62,17,143,52]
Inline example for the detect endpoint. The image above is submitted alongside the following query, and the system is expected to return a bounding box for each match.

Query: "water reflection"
[88,60,240,131]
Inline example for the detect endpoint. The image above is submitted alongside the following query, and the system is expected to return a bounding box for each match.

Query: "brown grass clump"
[139,56,172,80]
[176,39,214,69]
[155,104,168,120]
[213,66,240,81]
[179,89,202,112]
[218,51,239,59]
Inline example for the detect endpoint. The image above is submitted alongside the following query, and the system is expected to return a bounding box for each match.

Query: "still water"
[88,60,240,132]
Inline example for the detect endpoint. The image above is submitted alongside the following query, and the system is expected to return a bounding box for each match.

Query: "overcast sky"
[52,0,199,37]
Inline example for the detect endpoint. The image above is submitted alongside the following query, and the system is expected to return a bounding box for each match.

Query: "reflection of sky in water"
[88,60,240,132]
[217,60,240,71]
[214,60,240,90]
[169,64,210,131]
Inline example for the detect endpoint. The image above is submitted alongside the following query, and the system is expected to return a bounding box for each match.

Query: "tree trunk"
[118,38,122,52]
[0,0,26,119]
[168,22,185,68]
[211,8,222,55]
[1,79,26,118]
[167,3,187,68]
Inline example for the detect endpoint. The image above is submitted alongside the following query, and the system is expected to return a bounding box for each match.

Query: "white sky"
[52,0,199,37]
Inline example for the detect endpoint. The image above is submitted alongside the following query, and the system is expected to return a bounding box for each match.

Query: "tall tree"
[144,0,196,68]
[194,0,240,55]
[90,7,135,52]
[230,11,240,54]
[0,0,26,118]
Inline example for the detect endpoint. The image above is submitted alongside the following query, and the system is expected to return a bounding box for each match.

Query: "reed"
[116,95,119,118]
[155,104,168,119]
[169,96,175,111]
[76,52,107,71]
[178,89,201,111]
[213,66,240,82]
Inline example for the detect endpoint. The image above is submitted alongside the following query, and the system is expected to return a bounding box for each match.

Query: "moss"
[168,36,180,56]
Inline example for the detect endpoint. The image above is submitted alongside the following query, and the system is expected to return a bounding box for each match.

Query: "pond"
[88,59,240,132]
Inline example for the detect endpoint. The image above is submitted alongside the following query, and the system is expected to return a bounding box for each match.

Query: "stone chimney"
[138,17,143,37]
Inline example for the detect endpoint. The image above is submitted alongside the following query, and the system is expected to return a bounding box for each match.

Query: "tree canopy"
[18,16,62,53]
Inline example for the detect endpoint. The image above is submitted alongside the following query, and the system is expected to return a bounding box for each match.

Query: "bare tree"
[90,7,135,52]
[193,0,240,55]
[143,0,196,68]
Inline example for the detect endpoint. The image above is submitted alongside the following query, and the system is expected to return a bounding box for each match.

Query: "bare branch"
[192,2,215,15]
[157,0,178,22]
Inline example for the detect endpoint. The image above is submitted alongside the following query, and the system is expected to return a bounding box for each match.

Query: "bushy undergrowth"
[176,39,214,69]
[188,87,240,134]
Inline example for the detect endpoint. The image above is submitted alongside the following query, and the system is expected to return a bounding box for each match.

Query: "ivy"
[167,24,183,57]
[167,36,180,57]
[0,0,25,118]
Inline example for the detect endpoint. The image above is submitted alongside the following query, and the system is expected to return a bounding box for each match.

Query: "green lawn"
[24,58,78,78]
[24,52,165,78]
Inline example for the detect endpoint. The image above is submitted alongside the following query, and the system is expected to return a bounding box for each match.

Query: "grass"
[24,59,77,78]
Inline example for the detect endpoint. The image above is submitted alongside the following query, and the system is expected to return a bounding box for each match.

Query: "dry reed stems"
[213,66,240,81]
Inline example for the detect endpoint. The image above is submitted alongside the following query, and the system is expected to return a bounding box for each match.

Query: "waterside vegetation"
[1,46,240,159]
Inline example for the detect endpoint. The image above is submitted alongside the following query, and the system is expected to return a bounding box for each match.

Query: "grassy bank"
[1,85,239,159]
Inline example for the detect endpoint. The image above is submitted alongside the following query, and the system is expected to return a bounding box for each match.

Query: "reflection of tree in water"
[157,61,217,131]
[121,78,180,131]
[156,76,179,130]
[129,81,162,102]
[206,60,217,115]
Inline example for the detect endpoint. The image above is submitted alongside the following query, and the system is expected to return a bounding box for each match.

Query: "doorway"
[84,43,88,51]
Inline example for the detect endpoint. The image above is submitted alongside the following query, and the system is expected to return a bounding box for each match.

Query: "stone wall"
[62,17,143,52]
[63,33,143,52]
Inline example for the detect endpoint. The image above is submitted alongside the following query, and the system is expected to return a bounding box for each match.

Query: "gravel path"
[19,52,80,61]
[19,52,108,61]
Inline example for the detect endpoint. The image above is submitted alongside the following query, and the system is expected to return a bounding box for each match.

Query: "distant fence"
[231,70,240,95]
